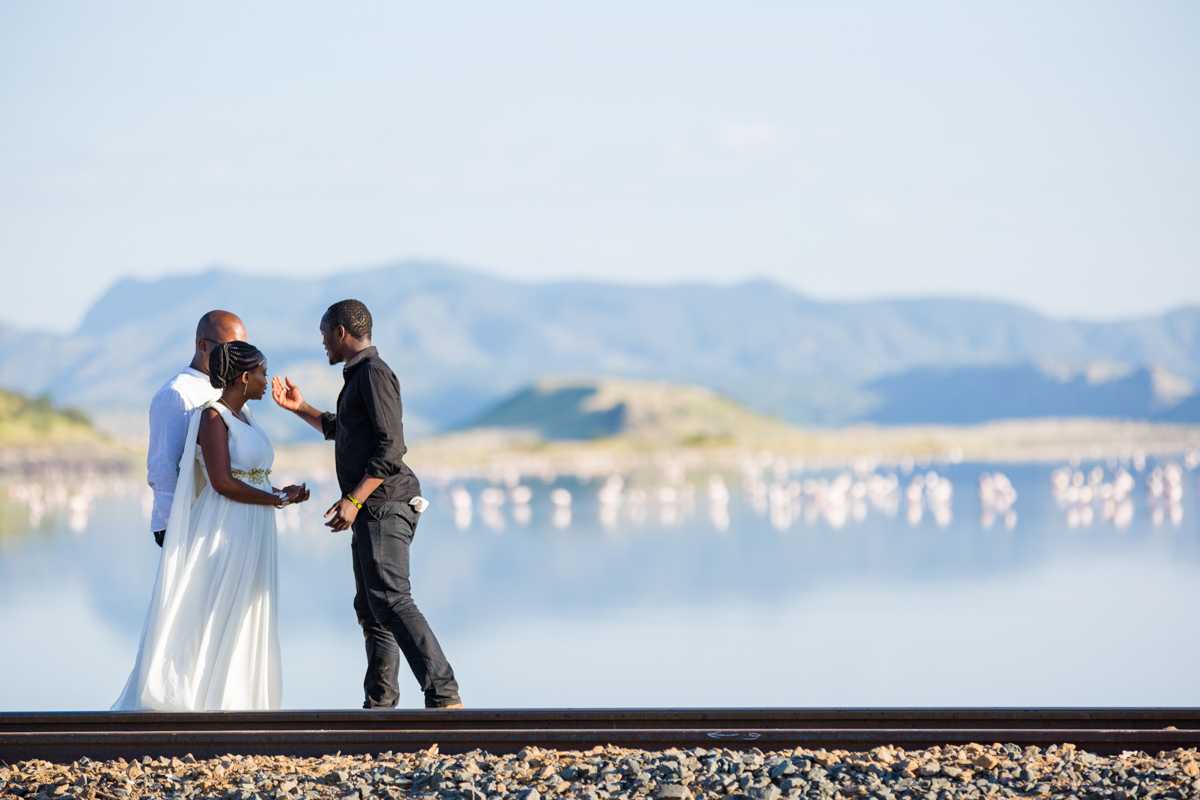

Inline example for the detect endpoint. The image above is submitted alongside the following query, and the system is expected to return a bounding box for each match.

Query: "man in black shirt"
[272,299,461,709]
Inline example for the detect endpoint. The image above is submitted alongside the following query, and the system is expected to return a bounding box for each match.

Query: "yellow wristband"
[346,494,363,510]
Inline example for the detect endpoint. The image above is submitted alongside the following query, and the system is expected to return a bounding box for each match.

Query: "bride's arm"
[198,408,285,507]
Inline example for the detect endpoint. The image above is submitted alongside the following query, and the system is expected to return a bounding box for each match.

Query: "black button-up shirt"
[320,346,421,506]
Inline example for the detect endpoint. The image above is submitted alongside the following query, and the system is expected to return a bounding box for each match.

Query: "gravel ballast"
[3,742,1199,800]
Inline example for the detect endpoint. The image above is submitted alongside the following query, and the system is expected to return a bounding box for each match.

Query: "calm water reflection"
[1,460,1198,711]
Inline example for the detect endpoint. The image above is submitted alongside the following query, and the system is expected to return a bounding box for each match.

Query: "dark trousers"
[351,500,460,709]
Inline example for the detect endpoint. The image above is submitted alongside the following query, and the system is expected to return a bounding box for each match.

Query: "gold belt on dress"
[231,468,271,484]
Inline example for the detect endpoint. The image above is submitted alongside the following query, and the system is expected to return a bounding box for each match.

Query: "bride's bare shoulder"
[198,405,228,430]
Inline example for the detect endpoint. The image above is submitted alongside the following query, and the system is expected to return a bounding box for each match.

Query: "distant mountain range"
[0,260,1197,440]
[864,363,1198,425]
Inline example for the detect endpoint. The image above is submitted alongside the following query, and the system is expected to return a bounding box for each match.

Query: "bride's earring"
[243,378,248,397]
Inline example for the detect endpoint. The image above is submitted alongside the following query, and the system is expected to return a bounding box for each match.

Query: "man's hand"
[272,376,327,434]
[325,496,360,531]
[272,376,305,412]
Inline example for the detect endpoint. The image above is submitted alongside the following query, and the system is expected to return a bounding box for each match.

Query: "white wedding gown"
[113,401,281,711]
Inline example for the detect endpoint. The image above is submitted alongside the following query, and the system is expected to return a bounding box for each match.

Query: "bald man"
[147,310,247,546]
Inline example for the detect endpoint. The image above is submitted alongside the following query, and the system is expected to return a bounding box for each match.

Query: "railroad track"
[2,709,1198,763]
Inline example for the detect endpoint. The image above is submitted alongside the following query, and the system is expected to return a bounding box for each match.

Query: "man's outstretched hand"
[272,376,305,412]
[272,376,327,434]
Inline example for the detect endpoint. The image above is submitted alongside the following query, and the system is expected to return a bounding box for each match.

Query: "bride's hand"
[282,483,309,504]
[271,376,305,412]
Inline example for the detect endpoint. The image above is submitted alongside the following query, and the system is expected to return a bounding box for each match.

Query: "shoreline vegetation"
[0,388,140,484]
[310,418,1200,484]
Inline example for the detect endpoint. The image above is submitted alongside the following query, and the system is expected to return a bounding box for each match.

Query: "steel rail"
[6,709,1200,733]
[2,709,1198,763]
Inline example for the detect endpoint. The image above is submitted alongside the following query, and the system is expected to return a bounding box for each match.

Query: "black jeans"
[351,500,460,709]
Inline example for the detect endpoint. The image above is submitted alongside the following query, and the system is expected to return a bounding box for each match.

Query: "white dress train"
[113,402,281,711]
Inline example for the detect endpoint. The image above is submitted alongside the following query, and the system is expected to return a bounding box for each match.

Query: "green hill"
[0,388,102,445]
[464,376,796,446]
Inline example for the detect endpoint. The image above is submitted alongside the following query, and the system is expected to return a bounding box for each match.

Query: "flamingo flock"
[436,454,962,533]
[1052,465,1137,528]
[978,472,1018,529]
[4,474,137,534]
[6,447,1199,537]
[1146,463,1184,526]
[1049,448,1200,528]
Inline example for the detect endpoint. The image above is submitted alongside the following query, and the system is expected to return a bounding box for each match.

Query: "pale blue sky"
[1,1,1198,333]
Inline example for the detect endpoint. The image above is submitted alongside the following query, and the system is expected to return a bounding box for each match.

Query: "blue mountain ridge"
[863,364,1196,425]
[0,260,1197,437]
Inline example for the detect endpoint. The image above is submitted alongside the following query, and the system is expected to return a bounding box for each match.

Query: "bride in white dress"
[114,341,309,711]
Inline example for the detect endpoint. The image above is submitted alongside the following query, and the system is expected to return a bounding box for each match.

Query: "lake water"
[1,457,1198,712]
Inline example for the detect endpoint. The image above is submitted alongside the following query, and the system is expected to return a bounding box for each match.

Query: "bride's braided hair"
[209,341,266,389]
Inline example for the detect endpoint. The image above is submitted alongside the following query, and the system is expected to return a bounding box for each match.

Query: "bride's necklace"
[217,398,249,425]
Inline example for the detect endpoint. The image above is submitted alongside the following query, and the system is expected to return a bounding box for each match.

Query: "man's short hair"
[324,299,373,341]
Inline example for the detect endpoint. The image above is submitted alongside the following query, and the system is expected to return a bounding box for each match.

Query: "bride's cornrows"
[209,341,266,389]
